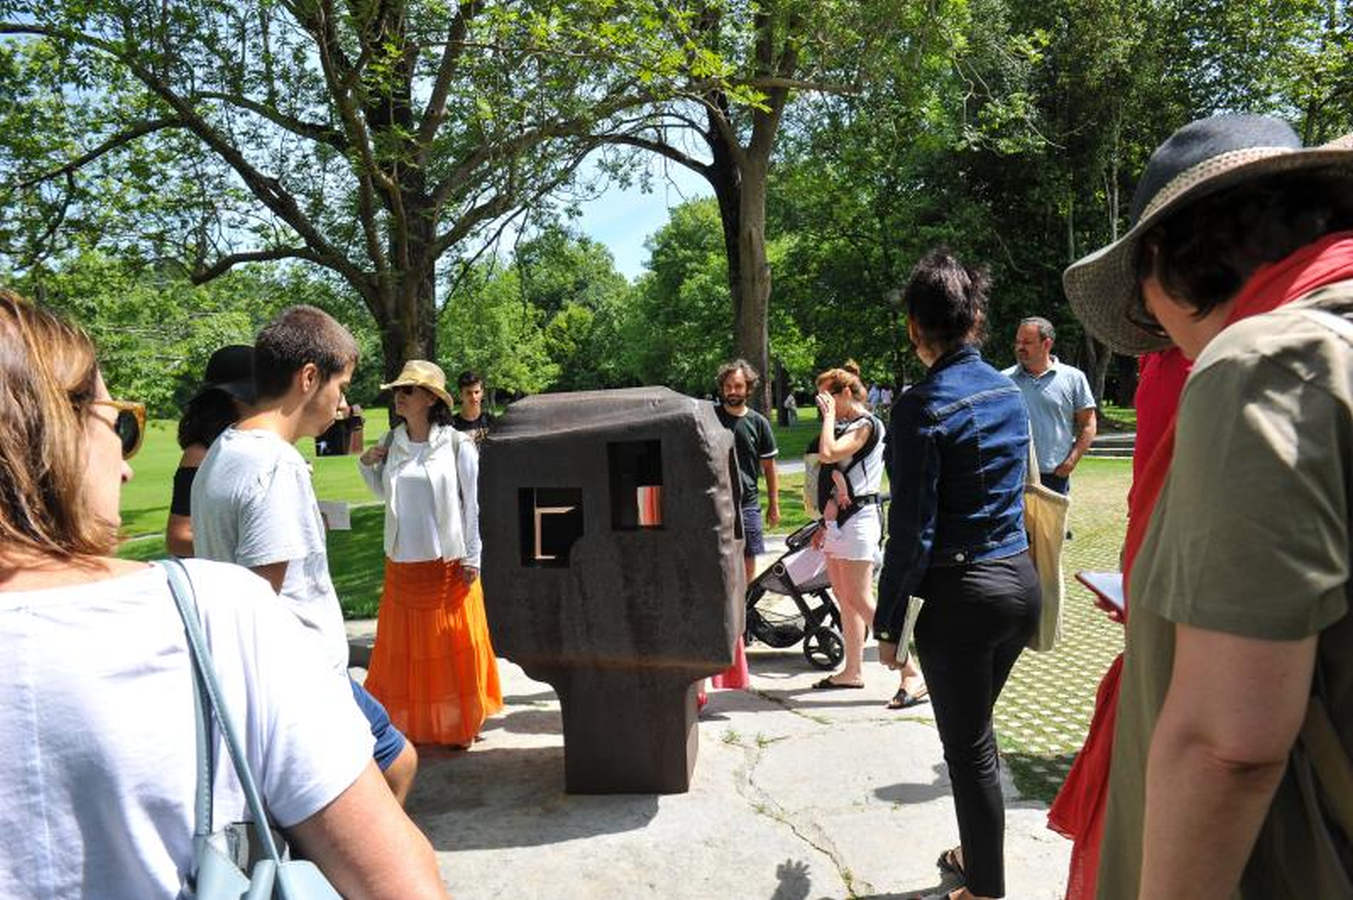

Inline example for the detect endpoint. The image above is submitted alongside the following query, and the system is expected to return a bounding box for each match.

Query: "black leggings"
[914,551,1041,898]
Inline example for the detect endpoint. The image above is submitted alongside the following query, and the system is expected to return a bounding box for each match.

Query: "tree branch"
[416,1,481,157]
[604,133,711,177]
[17,117,184,188]
[189,247,321,284]
[430,89,656,211]
[194,91,347,150]
[0,22,373,292]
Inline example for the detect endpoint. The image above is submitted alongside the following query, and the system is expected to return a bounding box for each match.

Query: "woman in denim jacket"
[875,250,1041,900]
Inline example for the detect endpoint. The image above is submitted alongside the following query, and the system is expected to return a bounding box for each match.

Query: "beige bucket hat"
[1063,114,1353,355]
[380,359,455,407]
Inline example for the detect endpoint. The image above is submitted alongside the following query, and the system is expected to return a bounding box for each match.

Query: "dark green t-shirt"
[1099,297,1353,899]
[715,404,778,507]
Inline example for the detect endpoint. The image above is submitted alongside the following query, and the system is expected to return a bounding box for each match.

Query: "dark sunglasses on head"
[394,385,419,396]
[91,399,147,459]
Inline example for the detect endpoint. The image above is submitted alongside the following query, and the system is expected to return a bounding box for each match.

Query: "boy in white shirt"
[192,305,418,803]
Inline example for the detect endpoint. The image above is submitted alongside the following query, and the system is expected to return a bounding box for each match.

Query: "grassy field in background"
[118,413,814,618]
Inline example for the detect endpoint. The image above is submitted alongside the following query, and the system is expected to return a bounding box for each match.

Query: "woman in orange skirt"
[359,359,502,748]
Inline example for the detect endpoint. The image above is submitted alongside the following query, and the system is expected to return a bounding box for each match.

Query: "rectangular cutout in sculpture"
[608,440,664,530]
[518,487,584,567]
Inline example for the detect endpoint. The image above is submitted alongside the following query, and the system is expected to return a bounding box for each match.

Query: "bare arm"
[165,445,208,557]
[250,562,289,594]
[286,762,448,899]
[1056,407,1097,477]
[165,516,195,558]
[762,456,780,526]
[1139,624,1316,897]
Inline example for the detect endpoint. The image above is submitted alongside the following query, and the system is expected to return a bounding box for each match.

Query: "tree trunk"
[1082,332,1112,403]
[734,160,772,412]
[380,198,439,383]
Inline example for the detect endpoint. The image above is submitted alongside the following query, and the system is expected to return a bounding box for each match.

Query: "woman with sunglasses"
[0,291,446,898]
[359,360,502,749]
[164,344,255,557]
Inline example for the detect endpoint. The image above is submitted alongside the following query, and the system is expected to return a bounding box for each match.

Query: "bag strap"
[1296,306,1353,342]
[1025,426,1042,488]
[157,559,285,866]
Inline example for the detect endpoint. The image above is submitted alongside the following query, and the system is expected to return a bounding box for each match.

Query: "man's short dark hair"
[1020,316,1055,342]
[457,369,483,390]
[253,306,359,401]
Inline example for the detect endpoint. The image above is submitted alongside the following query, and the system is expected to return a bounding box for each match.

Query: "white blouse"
[390,443,444,562]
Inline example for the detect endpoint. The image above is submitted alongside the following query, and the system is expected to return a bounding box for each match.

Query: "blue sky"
[567,154,712,280]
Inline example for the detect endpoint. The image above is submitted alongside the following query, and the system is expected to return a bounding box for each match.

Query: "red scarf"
[1049,231,1353,899]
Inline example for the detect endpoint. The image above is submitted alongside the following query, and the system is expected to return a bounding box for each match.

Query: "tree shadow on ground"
[768,857,838,900]
[410,744,659,851]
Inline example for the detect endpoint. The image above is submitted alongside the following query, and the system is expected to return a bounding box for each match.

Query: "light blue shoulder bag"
[157,559,341,899]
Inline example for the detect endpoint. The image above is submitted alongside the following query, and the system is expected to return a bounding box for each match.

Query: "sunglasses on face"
[90,399,147,459]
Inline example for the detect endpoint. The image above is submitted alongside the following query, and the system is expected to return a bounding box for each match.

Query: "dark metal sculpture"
[480,387,745,793]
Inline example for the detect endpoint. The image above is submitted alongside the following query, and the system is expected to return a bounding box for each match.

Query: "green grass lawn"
[1098,401,1138,432]
[118,419,393,618]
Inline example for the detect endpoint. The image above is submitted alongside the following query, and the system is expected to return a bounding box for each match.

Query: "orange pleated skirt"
[364,558,503,746]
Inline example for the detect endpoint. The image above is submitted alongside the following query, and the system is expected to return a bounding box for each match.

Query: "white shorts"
[822,503,881,562]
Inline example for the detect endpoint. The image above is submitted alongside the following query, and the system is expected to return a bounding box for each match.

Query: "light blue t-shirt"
[1002,359,1095,473]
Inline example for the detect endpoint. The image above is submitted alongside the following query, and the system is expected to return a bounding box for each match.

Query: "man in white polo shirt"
[1002,316,1097,496]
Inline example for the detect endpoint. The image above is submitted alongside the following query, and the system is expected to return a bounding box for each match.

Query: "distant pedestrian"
[165,344,255,557]
[782,391,798,425]
[452,369,493,442]
[707,358,780,699]
[360,359,502,749]
[1001,317,1096,496]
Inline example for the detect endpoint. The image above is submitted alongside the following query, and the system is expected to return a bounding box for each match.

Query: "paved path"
[347,579,1072,898]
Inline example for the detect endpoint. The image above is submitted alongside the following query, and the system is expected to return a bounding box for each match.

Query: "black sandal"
[937,845,965,879]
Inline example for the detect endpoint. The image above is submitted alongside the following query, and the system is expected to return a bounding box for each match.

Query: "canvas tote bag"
[1022,438,1069,651]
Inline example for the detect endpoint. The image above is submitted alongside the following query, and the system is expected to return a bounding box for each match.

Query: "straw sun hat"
[380,359,455,407]
[1063,114,1353,356]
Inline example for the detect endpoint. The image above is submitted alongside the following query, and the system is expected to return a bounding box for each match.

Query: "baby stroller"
[743,519,845,670]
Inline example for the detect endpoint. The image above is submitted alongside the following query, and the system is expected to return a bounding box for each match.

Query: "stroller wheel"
[803,626,845,670]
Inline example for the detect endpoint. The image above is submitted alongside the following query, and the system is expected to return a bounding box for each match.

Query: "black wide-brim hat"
[197,344,256,404]
[1063,114,1353,356]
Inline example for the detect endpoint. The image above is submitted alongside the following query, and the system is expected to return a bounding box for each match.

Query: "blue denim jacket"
[875,345,1030,642]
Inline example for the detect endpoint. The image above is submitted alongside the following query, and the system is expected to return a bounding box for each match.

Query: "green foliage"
[11,249,385,417]
[439,265,559,397]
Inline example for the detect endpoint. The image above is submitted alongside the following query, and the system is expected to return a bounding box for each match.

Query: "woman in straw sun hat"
[1056,114,1353,899]
[359,359,502,749]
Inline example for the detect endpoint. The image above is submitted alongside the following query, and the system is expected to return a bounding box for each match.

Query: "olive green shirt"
[1098,295,1353,899]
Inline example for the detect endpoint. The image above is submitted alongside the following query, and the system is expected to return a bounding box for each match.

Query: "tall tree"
[0,0,690,378]
[599,0,959,408]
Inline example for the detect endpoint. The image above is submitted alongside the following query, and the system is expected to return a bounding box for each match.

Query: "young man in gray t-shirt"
[192,305,418,804]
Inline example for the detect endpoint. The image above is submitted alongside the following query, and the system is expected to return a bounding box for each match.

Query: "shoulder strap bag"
[1022,435,1069,652]
[157,559,341,899]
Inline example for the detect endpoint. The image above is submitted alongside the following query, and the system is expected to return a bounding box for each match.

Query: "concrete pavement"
[346,551,1072,898]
